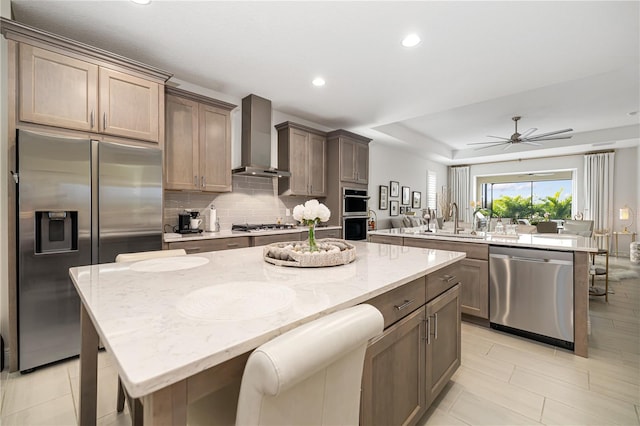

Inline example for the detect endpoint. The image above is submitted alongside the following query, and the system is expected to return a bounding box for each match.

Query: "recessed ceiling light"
[130,0,151,5]
[401,33,421,48]
[312,77,326,87]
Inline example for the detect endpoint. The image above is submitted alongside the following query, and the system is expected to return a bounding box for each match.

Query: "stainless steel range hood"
[232,94,291,178]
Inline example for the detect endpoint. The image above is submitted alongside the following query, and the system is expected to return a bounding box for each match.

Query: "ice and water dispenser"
[35,211,78,253]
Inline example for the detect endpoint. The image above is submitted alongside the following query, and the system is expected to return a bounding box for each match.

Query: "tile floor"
[1,257,639,426]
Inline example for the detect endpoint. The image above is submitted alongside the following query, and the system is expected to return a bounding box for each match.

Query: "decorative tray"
[263,238,356,268]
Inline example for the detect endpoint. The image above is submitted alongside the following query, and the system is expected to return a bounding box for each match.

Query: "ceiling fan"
[468,116,573,151]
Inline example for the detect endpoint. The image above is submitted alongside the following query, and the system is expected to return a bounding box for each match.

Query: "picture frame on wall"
[390,200,399,216]
[399,206,405,214]
[379,185,388,210]
[390,181,400,197]
[401,186,410,205]
[412,191,422,209]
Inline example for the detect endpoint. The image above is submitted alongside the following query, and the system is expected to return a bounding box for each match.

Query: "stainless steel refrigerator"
[16,130,162,371]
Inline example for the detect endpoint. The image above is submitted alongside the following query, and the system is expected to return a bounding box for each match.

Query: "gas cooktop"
[231,223,297,232]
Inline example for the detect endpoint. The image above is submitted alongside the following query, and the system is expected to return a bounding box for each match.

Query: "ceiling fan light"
[401,33,421,47]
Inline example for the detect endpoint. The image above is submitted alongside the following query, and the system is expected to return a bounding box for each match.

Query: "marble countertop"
[69,241,464,398]
[164,225,342,242]
[369,228,599,253]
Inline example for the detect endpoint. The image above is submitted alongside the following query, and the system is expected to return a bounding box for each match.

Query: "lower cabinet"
[167,237,250,254]
[361,265,462,425]
[425,285,461,406]
[252,233,300,246]
[360,308,426,426]
[458,258,489,319]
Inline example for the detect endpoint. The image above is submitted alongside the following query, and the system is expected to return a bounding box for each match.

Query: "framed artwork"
[401,186,410,205]
[379,185,388,210]
[390,181,400,197]
[399,206,406,214]
[412,191,422,209]
[390,200,399,216]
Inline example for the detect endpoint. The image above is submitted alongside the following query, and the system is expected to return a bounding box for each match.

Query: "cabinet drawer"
[316,228,341,239]
[167,237,250,254]
[427,262,461,301]
[404,238,488,260]
[369,235,403,246]
[252,233,300,246]
[366,276,426,329]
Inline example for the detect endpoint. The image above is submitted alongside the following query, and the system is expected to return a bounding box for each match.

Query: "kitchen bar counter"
[164,225,342,242]
[369,227,599,253]
[71,241,464,425]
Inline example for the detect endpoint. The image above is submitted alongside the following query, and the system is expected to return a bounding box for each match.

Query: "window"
[477,171,573,221]
[427,171,437,210]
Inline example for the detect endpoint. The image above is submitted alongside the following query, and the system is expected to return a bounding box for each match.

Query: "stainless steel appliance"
[342,188,369,216]
[343,216,368,241]
[232,223,296,232]
[16,130,162,371]
[489,246,574,350]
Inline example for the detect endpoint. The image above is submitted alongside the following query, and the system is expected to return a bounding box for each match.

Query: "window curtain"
[449,166,471,223]
[584,152,615,232]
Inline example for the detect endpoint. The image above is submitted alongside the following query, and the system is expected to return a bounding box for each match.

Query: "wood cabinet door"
[339,139,357,182]
[459,258,489,319]
[167,237,250,254]
[360,307,426,426]
[355,141,369,184]
[165,94,198,190]
[19,44,98,132]
[99,68,159,142]
[288,128,310,195]
[425,284,461,406]
[308,133,326,196]
[199,104,232,192]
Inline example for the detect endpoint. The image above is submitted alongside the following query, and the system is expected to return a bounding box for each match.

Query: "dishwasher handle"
[490,252,573,266]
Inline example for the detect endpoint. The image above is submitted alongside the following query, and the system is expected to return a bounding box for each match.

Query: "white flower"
[292,199,331,225]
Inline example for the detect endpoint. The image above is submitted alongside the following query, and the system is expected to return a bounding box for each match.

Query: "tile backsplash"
[164,175,310,231]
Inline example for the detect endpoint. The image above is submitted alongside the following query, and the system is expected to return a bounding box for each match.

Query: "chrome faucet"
[450,202,460,234]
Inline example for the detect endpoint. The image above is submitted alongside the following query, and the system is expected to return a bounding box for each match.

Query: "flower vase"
[307,223,318,252]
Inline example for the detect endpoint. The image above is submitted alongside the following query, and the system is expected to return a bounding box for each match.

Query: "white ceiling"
[10,0,640,165]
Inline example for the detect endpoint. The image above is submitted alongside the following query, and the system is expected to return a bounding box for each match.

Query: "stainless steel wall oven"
[343,216,368,240]
[343,188,369,216]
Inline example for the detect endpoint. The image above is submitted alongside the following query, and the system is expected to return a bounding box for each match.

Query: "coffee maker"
[178,211,191,233]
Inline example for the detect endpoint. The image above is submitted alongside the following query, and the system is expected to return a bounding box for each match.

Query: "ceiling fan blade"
[525,128,573,139]
[473,143,505,151]
[523,136,573,142]
[486,135,512,141]
[519,128,538,139]
[468,141,510,145]
[522,141,542,146]
[502,143,513,151]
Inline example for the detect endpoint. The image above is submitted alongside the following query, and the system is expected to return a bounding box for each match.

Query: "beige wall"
[1,0,11,367]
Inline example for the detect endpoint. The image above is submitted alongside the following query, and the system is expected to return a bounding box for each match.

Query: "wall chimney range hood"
[232,94,291,178]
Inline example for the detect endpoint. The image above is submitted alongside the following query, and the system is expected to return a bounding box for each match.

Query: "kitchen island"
[369,228,600,358]
[70,241,465,425]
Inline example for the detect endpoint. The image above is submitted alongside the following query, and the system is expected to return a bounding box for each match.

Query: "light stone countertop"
[369,228,600,253]
[69,241,464,398]
[164,225,342,243]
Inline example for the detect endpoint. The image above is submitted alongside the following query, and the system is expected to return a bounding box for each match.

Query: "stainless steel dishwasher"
[489,246,574,350]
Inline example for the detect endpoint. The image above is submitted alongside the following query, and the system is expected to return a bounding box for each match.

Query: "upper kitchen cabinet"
[327,129,371,185]
[4,19,171,143]
[98,68,160,142]
[165,87,236,192]
[276,121,327,197]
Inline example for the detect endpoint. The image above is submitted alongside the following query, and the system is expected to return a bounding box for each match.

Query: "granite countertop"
[369,228,599,253]
[69,241,464,398]
[164,225,342,242]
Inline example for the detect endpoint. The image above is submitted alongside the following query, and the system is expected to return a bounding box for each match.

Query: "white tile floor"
[1,257,639,426]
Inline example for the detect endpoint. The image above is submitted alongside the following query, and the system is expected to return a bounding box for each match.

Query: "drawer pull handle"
[394,299,414,311]
[434,313,439,340]
[227,243,239,247]
[441,274,457,283]
[423,317,430,344]
[186,248,200,253]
